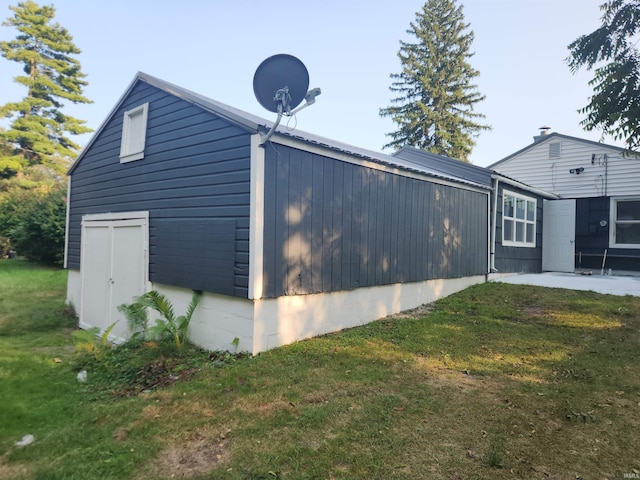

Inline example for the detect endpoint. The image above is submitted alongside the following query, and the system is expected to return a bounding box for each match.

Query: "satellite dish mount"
[253,54,321,145]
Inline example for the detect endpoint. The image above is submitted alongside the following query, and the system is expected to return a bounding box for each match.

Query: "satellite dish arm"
[259,87,321,146]
[290,87,321,116]
[259,104,283,145]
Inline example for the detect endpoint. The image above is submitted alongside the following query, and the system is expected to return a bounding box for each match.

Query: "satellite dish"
[253,54,321,145]
[253,54,309,114]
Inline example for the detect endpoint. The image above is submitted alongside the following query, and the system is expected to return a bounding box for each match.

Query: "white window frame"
[502,190,537,248]
[119,102,149,163]
[610,196,640,249]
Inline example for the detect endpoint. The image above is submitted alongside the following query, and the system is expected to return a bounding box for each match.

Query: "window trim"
[502,189,537,248]
[610,196,640,249]
[119,102,149,163]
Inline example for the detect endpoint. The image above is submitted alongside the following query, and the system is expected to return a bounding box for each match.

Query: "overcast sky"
[0,0,619,166]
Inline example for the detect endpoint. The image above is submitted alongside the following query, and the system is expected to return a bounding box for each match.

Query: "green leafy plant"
[119,290,202,348]
[117,299,149,340]
[71,321,118,360]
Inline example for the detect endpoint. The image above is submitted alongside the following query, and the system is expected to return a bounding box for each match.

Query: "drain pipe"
[490,176,499,273]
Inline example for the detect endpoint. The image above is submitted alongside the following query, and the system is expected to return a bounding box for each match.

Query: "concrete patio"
[491,271,640,297]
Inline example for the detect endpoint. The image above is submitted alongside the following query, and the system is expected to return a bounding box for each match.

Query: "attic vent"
[549,142,561,159]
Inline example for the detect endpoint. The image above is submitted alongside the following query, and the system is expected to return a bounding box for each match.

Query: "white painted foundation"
[66,269,82,314]
[68,271,485,355]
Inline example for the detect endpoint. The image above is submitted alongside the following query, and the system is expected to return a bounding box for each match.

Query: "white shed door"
[542,200,576,272]
[80,214,148,341]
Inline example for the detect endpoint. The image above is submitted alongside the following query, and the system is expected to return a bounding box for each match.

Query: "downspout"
[63,175,71,269]
[490,176,499,273]
[604,154,608,197]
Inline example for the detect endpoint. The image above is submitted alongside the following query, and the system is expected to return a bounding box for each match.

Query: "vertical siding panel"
[359,168,371,288]
[341,164,353,288]
[375,172,386,284]
[287,150,303,294]
[368,171,378,284]
[453,189,462,276]
[389,174,400,283]
[321,157,334,292]
[275,147,290,296]
[331,161,344,291]
[425,183,434,279]
[419,182,429,280]
[464,190,473,275]
[262,153,278,297]
[410,179,420,282]
[411,180,426,281]
[382,174,393,284]
[299,151,314,294]
[400,177,412,282]
[350,165,362,288]
[433,185,443,279]
[311,154,324,292]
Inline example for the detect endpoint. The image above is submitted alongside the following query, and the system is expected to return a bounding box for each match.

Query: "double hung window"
[503,190,536,247]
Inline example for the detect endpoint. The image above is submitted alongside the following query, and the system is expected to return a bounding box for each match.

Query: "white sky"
[0,0,619,167]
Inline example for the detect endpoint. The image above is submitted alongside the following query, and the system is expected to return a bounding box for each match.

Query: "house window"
[120,103,149,163]
[503,190,536,247]
[611,197,640,248]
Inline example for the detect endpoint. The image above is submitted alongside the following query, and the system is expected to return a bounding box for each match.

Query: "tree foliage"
[0,0,92,178]
[567,0,640,152]
[0,180,67,265]
[380,0,489,162]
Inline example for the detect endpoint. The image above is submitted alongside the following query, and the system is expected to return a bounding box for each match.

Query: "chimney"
[533,125,551,143]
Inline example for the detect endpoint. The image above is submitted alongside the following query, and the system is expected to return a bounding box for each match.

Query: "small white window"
[503,190,537,247]
[611,197,640,248]
[120,103,149,163]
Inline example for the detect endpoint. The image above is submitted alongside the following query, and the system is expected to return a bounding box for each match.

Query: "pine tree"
[380,0,489,162]
[567,0,640,153]
[0,0,92,178]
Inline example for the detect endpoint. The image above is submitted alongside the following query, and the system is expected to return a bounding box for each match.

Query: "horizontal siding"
[494,138,634,198]
[67,81,252,298]
[261,144,489,298]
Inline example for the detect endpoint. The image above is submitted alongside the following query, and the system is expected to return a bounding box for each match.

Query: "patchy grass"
[0,259,639,479]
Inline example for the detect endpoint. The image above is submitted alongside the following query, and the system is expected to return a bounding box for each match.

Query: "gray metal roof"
[69,72,490,190]
[392,145,557,199]
[392,146,493,187]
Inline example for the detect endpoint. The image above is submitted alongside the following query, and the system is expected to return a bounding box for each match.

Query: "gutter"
[491,174,559,200]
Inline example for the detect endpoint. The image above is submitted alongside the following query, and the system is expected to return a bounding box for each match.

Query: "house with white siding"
[489,129,640,273]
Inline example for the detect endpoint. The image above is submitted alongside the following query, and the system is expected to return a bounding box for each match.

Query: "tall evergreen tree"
[567,0,640,153]
[0,0,92,178]
[380,0,489,162]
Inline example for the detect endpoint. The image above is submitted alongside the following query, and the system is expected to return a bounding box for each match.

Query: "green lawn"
[1,259,639,479]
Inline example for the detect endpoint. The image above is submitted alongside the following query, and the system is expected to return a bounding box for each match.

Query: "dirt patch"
[386,303,435,320]
[0,455,32,480]
[519,305,547,317]
[142,428,230,479]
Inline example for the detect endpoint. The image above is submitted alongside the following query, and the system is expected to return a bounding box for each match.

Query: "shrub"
[0,182,66,265]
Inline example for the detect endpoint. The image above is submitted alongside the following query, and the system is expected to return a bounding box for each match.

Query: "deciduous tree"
[567,0,640,152]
